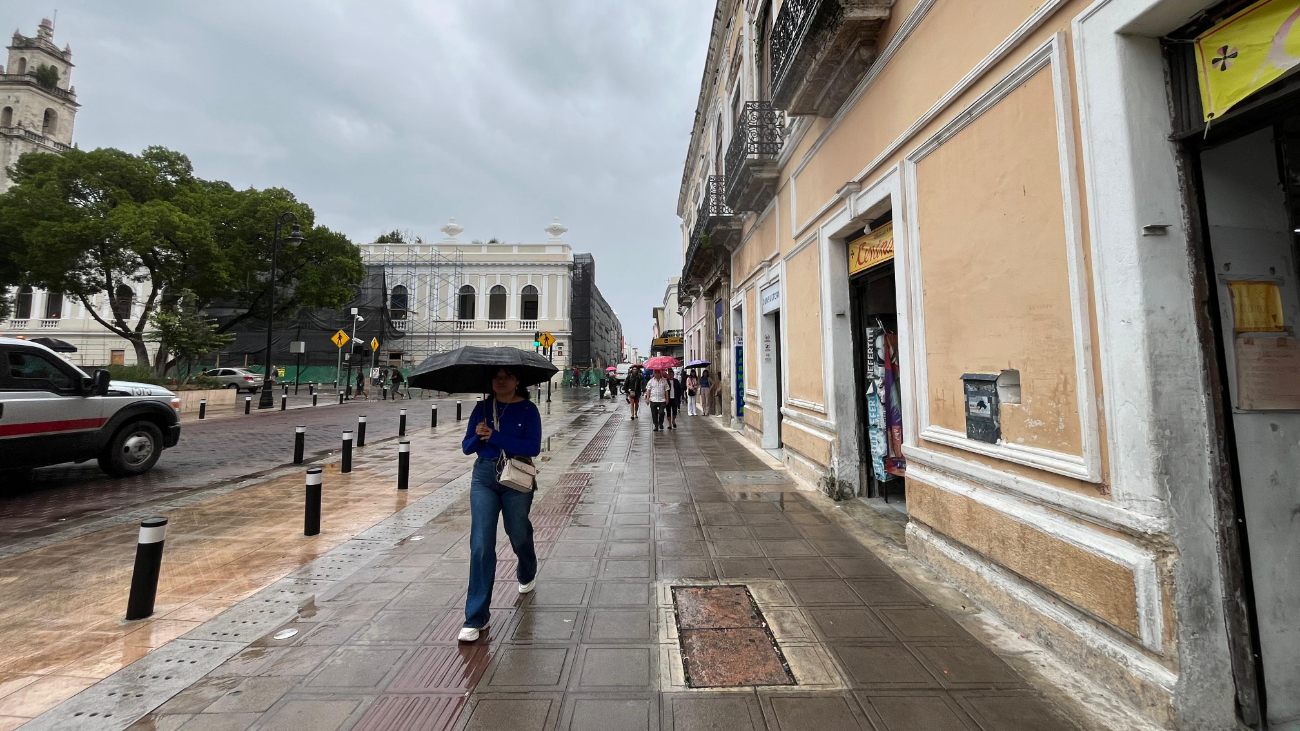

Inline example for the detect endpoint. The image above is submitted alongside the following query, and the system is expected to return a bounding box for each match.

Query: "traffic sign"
[370,337,379,352]
[539,332,556,349]
[331,330,349,348]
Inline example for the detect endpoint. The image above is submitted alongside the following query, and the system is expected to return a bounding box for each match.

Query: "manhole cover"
[672,585,794,688]
[273,629,298,640]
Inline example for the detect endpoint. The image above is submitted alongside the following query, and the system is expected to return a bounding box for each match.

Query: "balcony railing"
[689,176,740,250]
[392,318,408,331]
[0,73,78,103]
[455,319,475,331]
[39,318,59,329]
[519,319,538,331]
[724,102,783,212]
[770,0,891,117]
[0,126,73,152]
[6,319,29,330]
[487,319,507,331]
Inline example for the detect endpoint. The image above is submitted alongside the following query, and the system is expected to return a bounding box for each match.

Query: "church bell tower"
[0,17,79,192]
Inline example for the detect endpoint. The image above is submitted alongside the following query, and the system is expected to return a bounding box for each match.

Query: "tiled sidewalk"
[35,401,1083,731]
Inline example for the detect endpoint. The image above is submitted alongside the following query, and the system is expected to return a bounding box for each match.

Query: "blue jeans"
[465,458,536,629]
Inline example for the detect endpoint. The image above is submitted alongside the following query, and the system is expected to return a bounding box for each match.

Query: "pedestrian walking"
[686,371,699,416]
[459,367,542,643]
[667,369,682,429]
[698,369,712,416]
[646,369,671,432]
[390,368,406,399]
[624,365,645,419]
[355,369,367,399]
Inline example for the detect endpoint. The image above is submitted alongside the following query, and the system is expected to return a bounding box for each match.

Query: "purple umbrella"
[686,359,710,368]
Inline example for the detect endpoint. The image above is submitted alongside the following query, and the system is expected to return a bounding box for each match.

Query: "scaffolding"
[362,245,465,365]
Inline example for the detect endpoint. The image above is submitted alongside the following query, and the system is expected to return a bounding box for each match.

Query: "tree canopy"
[0,145,365,369]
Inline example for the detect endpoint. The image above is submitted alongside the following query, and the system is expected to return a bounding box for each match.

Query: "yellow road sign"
[331,330,349,348]
[370,337,379,351]
[539,331,556,349]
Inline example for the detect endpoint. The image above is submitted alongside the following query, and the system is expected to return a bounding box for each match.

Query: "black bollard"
[125,517,168,620]
[281,393,287,411]
[338,391,344,405]
[399,409,407,437]
[313,393,318,407]
[397,440,410,490]
[293,425,305,464]
[309,383,316,396]
[431,404,438,429]
[357,415,367,447]
[456,400,462,421]
[383,386,388,401]
[341,430,353,473]
[304,468,322,536]
[198,399,207,420]
[245,396,251,414]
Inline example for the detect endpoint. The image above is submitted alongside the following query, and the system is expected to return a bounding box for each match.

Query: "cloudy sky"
[6,1,711,350]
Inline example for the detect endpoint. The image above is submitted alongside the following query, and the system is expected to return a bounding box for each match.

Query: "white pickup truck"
[0,337,182,477]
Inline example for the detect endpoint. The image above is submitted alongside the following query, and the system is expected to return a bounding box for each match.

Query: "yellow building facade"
[678,0,1300,728]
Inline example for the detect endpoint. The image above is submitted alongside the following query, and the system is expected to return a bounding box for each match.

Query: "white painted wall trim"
[903,444,1169,536]
[908,461,1163,651]
[789,0,1074,240]
[780,405,837,434]
[908,521,1177,691]
[786,397,826,414]
[901,35,1103,483]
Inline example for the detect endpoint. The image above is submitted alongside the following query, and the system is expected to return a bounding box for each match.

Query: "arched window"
[457,285,475,320]
[113,284,135,319]
[519,285,539,321]
[389,284,408,319]
[42,108,57,136]
[16,58,26,75]
[488,285,507,321]
[43,291,62,319]
[0,107,12,127]
[15,285,32,319]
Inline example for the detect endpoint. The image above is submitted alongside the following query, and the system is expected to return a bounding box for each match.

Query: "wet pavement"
[9,397,1084,731]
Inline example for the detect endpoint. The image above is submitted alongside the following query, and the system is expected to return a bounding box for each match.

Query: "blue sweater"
[461,397,542,461]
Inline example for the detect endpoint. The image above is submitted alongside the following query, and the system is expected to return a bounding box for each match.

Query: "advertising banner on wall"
[848,223,895,276]
[1195,0,1300,121]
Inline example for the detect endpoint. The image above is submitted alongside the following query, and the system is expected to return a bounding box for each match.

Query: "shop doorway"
[759,280,783,453]
[847,220,907,503]
[1191,121,1300,729]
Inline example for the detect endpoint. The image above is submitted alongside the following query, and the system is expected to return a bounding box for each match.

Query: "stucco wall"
[783,241,824,407]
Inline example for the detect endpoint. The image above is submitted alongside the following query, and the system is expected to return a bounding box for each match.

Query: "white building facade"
[360,219,577,369]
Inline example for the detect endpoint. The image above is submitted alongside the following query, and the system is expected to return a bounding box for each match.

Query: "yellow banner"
[848,223,894,276]
[1229,280,1286,332]
[1195,0,1300,121]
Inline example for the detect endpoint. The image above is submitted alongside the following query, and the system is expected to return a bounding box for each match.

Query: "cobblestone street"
[6,395,1092,731]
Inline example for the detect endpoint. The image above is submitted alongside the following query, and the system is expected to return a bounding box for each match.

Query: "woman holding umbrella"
[457,366,542,642]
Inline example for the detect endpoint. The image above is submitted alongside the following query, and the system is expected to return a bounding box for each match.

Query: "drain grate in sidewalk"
[672,585,795,688]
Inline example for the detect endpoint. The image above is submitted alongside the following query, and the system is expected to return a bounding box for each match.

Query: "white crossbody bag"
[492,400,537,493]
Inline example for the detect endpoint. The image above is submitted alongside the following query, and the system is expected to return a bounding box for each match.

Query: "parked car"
[199,367,264,392]
[0,337,181,477]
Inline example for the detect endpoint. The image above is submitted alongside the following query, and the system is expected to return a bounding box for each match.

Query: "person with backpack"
[390,368,406,399]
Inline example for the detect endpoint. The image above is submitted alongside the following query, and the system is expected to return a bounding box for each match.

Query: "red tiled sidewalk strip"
[386,645,491,692]
[353,694,466,731]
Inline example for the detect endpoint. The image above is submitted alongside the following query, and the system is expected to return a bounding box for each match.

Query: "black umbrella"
[29,337,77,353]
[407,346,558,394]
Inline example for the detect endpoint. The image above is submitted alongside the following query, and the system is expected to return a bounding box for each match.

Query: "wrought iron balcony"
[689,176,741,254]
[724,102,783,212]
[770,0,891,117]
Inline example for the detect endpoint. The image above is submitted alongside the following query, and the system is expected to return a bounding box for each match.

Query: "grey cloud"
[6,0,710,349]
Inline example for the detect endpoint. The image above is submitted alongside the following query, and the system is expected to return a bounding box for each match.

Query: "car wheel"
[226,383,239,390]
[98,421,164,477]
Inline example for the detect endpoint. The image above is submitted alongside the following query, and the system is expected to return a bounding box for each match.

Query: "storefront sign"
[1195,0,1300,122]
[735,339,744,418]
[848,223,894,276]
[760,282,781,314]
[653,336,683,347]
[715,301,723,344]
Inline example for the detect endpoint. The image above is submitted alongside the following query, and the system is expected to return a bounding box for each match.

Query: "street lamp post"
[258,213,303,409]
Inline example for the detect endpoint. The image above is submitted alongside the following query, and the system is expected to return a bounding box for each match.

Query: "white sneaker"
[457,626,481,642]
[518,579,537,594]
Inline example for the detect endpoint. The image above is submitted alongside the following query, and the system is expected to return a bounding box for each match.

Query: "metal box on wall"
[961,373,1000,444]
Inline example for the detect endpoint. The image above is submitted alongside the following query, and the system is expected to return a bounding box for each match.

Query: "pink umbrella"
[643,356,680,370]
[606,366,617,371]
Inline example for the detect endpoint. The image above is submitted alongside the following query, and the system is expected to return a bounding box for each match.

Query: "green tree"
[0,146,226,367]
[375,229,404,243]
[146,290,234,386]
[32,64,59,89]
